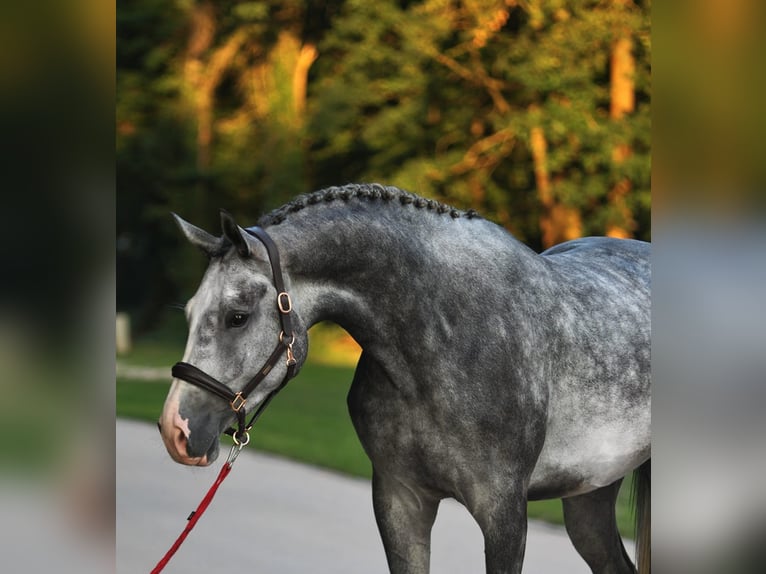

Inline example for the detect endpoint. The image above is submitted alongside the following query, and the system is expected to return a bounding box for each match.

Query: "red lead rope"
[151,441,244,573]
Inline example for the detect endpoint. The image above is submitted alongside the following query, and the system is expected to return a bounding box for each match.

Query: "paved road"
[117,419,616,573]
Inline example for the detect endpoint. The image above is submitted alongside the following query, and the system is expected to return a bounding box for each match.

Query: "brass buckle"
[230,393,246,412]
[286,344,297,367]
[280,331,297,366]
[277,292,292,314]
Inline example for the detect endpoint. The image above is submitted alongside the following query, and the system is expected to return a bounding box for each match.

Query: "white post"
[116,313,132,355]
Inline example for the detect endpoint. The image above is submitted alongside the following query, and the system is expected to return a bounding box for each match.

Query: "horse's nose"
[160,417,209,466]
[159,391,209,465]
[161,417,193,460]
[170,424,191,459]
[159,412,196,463]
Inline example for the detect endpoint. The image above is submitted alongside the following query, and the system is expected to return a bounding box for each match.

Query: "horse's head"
[158,211,305,466]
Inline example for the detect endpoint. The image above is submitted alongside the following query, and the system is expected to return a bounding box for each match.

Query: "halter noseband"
[170,226,299,444]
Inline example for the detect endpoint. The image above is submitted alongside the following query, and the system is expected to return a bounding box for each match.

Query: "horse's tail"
[632,459,651,574]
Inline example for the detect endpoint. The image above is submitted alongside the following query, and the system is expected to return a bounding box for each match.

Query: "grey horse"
[158,184,650,574]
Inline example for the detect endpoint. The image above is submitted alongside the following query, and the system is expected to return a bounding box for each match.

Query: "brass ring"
[279,331,295,346]
[232,431,250,447]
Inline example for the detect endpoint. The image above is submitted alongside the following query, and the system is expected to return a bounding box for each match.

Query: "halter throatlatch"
[171,226,298,444]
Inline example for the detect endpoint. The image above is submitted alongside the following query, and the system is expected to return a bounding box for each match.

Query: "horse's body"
[159,184,650,574]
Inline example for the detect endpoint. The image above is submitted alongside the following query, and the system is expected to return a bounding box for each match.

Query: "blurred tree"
[117,0,195,329]
[117,0,328,329]
[118,0,650,329]
[607,0,640,239]
[310,0,650,247]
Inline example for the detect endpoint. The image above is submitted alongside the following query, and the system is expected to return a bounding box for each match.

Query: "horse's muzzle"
[157,416,213,467]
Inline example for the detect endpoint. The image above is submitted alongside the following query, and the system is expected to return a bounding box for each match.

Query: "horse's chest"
[348,380,472,489]
[347,370,544,498]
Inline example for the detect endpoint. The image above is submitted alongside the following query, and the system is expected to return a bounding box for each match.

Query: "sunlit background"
[117,0,651,336]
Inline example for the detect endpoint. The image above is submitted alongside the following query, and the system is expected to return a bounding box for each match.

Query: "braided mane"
[257,183,480,227]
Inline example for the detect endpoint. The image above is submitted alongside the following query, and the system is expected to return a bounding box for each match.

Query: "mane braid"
[257,183,481,227]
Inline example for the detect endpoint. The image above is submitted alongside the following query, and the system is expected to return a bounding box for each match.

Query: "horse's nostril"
[173,428,189,457]
[157,421,162,433]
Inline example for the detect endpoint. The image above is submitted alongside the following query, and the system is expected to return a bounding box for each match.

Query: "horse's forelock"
[209,237,233,259]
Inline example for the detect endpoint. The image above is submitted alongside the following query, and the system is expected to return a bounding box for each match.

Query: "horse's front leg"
[372,470,439,574]
[467,479,529,574]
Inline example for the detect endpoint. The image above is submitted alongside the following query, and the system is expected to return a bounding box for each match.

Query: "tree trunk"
[292,43,318,118]
[183,1,246,172]
[607,28,636,239]
[610,36,635,120]
[531,124,582,248]
[183,1,214,174]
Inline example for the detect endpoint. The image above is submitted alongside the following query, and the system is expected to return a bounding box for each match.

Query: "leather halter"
[170,226,298,444]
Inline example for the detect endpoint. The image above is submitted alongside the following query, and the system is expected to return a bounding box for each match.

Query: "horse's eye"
[227,312,249,328]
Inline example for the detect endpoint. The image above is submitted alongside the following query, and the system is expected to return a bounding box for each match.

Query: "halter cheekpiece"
[170,226,298,445]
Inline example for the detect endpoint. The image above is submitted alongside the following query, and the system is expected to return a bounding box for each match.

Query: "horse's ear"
[220,209,251,258]
[172,213,219,256]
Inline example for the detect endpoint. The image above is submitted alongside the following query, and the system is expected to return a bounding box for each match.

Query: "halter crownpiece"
[171,226,299,444]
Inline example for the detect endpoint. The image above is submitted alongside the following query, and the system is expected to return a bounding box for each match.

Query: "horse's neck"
[265,205,540,357]
[266,212,429,347]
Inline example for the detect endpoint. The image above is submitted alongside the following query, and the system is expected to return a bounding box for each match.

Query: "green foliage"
[232,2,270,22]
[309,0,649,243]
[118,0,650,324]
